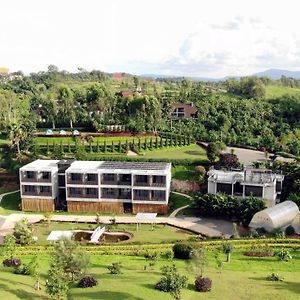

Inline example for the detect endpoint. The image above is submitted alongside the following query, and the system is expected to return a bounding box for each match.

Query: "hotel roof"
[99,161,170,171]
[20,159,59,171]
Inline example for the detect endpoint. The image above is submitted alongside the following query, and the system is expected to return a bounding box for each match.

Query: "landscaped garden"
[30,222,195,245]
[0,244,299,299]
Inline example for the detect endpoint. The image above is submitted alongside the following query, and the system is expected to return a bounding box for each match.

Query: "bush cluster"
[192,193,265,225]
[195,276,212,292]
[172,243,193,259]
[2,258,22,268]
[78,276,98,288]
[107,262,122,274]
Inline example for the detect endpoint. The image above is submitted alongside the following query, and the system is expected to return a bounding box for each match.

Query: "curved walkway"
[0,190,19,203]
[169,191,192,218]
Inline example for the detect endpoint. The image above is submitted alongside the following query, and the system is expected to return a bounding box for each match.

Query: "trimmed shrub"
[277,249,292,261]
[3,258,22,268]
[107,262,122,274]
[267,272,284,282]
[285,225,295,236]
[78,276,98,288]
[172,243,193,259]
[195,276,212,292]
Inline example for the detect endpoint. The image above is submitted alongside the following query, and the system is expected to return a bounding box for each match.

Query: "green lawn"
[31,222,195,245]
[0,191,21,214]
[168,192,192,212]
[142,144,207,161]
[265,84,300,99]
[172,165,199,180]
[0,251,299,299]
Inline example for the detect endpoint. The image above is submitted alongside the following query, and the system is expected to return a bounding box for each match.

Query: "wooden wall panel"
[67,201,124,214]
[22,198,55,212]
[133,203,168,215]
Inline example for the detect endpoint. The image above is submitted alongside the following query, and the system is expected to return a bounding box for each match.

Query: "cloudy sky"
[1,0,300,77]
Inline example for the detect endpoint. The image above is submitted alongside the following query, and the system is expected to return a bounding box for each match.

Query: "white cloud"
[0,0,300,77]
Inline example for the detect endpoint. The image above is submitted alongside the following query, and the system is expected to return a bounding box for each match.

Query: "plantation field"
[0,250,299,300]
[31,222,195,245]
[34,135,157,144]
[142,144,207,161]
[265,84,300,99]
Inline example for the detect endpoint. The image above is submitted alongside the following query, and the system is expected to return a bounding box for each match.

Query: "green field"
[0,250,299,300]
[142,144,207,161]
[265,84,300,99]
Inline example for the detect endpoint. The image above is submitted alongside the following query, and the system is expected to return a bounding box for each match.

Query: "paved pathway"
[0,190,19,203]
[169,205,190,218]
[0,213,232,238]
[0,190,232,239]
[169,191,192,218]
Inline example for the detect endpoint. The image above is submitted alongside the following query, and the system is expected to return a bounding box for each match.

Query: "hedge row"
[6,238,300,257]
[33,133,193,156]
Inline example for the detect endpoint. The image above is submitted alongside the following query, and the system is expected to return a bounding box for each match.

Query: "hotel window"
[71,173,82,181]
[24,185,36,193]
[41,172,50,180]
[40,186,51,193]
[103,174,115,181]
[87,173,97,182]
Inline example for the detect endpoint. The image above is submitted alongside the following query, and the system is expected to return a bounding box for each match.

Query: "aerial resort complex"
[20,159,171,214]
[0,1,300,298]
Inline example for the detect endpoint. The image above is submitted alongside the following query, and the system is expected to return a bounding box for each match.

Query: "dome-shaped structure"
[291,213,300,234]
[46,129,53,135]
[249,201,299,232]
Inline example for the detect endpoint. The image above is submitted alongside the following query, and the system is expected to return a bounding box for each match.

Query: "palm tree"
[9,122,27,156]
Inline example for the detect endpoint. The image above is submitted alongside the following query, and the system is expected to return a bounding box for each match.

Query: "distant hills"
[142,68,300,81]
[252,68,300,80]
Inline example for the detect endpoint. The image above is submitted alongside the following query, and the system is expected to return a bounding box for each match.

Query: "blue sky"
[1,0,300,77]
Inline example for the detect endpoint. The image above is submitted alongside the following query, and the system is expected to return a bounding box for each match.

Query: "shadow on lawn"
[249,277,300,294]
[184,151,203,156]
[69,291,144,300]
[0,282,48,300]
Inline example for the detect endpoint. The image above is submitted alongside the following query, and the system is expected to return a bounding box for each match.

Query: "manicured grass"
[0,251,299,299]
[168,192,192,212]
[172,165,198,180]
[31,222,195,245]
[142,144,208,161]
[265,84,300,99]
[0,191,21,214]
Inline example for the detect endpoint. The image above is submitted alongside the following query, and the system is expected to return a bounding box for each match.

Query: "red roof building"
[112,73,123,80]
[170,102,198,119]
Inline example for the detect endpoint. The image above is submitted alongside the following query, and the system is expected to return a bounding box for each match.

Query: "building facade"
[20,160,171,214]
[170,103,198,119]
[207,168,284,207]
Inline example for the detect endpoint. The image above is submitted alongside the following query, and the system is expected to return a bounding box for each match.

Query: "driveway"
[224,146,268,166]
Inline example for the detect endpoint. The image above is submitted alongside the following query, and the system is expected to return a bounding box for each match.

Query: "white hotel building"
[207,168,284,207]
[20,159,171,214]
